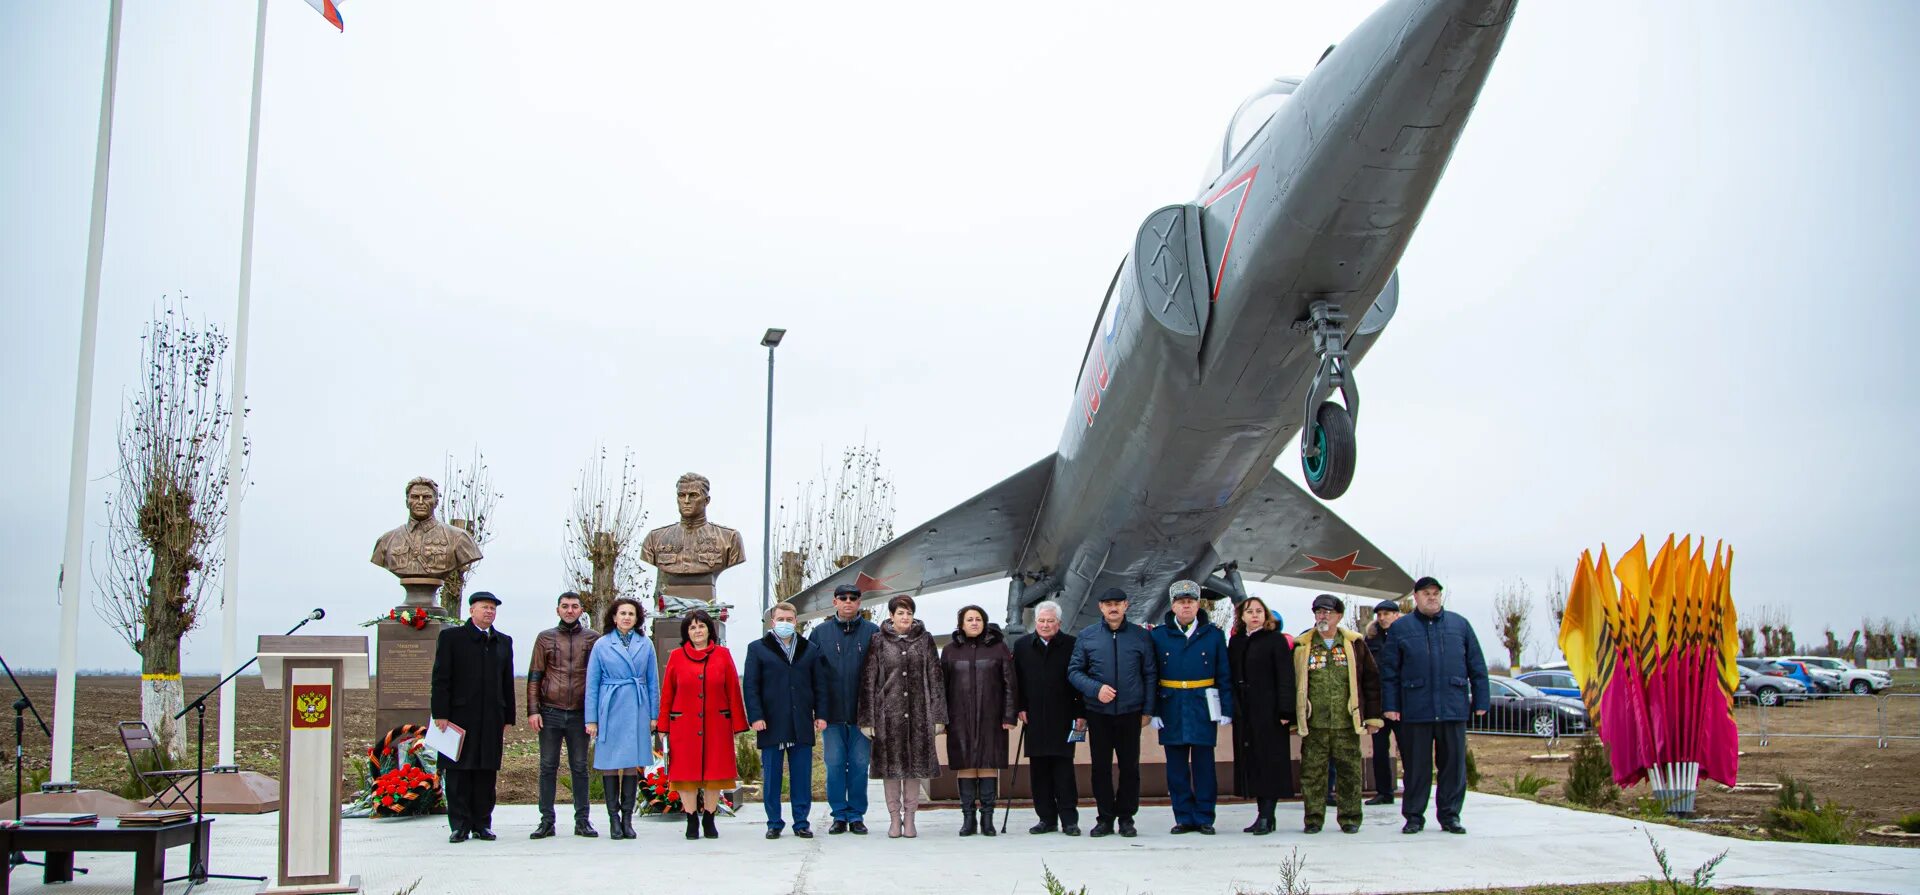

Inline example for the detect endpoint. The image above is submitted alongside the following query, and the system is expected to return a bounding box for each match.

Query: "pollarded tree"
[1491,579,1533,675]
[436,449,501,615]
[774,444,896,603]
[563,446,650,625]
[93,299,247,759]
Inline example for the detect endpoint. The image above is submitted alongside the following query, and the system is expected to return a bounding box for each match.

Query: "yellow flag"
[1560,551,1601,690]
[1647,534,1679,655]
[1716,544,1740,695]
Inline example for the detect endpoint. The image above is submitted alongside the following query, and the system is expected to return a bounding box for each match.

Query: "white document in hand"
[424,720,465,762]
[1204,688,1223,721]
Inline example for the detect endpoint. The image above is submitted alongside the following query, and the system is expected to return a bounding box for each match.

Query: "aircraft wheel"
[1302,401,1356,500]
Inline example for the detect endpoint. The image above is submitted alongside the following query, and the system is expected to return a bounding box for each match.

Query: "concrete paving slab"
[3,791,1915,895]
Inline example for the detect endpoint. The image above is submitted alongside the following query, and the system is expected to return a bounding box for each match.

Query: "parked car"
[1776,655,1893,695]
[1517,669,1582,700]
[1737,657,1820,692]
[1734,665,1807,706]
[1769,658,1842,693]
[1473,675,1591,737]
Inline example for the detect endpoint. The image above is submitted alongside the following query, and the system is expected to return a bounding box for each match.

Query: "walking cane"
[1000,723,1025,834]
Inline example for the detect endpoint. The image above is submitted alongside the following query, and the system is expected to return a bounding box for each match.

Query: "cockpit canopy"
[1201,77,1301,191]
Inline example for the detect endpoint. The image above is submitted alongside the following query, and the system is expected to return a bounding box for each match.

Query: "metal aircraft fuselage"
[1022,0,1515,630]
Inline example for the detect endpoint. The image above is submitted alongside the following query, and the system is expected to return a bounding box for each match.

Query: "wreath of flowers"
[360,607,447,630]
[637,765,681,815]
[349,724,442,818]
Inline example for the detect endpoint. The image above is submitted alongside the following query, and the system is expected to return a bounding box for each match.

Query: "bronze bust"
[641,472,745,601]
[371,476,482,605]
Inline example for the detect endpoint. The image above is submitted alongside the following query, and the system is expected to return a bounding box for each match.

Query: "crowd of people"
[425,576,1490,844]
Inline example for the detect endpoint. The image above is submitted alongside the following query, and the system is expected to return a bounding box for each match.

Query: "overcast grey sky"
[4,1,1916,673]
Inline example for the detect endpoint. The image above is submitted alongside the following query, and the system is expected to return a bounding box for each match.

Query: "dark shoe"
[685,812,701,840]
[1256,817,1276,836]
[980,809,997,837]
[957,779,978,837]
[1442,821,1466,835]
[1340,822,1360,834]
[794,828,813,839]
[978,779,999,837]
[1401,819,1424,834]
[1029,821,1058,835]
[1197,824,1215,835]
[959,807,978,837]
[574,819,598,838]
[1118,818,1137,838]
[1061,824,1082,837]
[1243,818,1263,834]
[529,821,556,839]
[848,821,870,835]
[829,820,849,835]
[1365,794,1395,805]
[604,776,624,840]
[702,810,720,839]
[1303,821,1323,834]
[448,830,469,843]
[472,829,496,841]
[765,828,782,840]
[619,776,640,840]
[1171,823,1194,834]
[1089,820,1114,838]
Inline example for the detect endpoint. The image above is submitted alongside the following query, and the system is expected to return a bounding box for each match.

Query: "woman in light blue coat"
[585,596,660,840]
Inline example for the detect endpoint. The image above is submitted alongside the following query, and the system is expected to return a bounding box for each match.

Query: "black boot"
[958,779,978,837]
[619,775,640,840]
[702,809,720,839]
[685,792,701,840]
[979,778,999,837]
[603,776,625,840]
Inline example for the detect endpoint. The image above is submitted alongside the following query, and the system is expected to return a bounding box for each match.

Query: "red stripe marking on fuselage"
[1201,165,1258,302]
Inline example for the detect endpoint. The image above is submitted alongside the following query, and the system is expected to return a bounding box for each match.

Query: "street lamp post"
[760,328,786,616]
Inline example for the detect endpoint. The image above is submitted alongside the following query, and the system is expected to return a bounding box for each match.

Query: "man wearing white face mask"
[744,602,829,839]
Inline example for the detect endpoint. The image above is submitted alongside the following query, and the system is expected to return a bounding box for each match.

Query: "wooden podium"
[259,635,368,894]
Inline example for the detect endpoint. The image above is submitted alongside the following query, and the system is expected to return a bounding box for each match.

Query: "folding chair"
[117,721,199,808]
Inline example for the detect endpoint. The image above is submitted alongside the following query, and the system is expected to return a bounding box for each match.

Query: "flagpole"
[50,0,126,786]
[217,0,270,769]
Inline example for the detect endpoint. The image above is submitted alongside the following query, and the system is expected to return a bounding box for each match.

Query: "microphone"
[310,608,326,622]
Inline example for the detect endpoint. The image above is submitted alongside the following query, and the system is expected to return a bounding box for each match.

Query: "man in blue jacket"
[807,583,880,834]
[1379,577,1490,835]
[1149,580,1233,835]
[1068,587,1157,838]
[745,601,829,839]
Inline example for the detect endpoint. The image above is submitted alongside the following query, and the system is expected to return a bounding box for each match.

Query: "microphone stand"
[4,653,82,875]
[168,611,320,891]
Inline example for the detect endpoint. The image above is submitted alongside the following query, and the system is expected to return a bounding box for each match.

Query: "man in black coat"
[1013,600,1085,836]
[431,591,515,843]
[743,601,829,839]
[1363,599,1403,806]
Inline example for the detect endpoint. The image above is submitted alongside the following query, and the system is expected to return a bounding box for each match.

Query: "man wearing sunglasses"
[809,583,881,834]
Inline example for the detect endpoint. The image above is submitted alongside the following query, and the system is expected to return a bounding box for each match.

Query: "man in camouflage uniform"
[1292,594,1384,834]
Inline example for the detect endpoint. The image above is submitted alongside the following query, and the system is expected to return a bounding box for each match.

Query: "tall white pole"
[51,0,126,786]
[217,0,270,769]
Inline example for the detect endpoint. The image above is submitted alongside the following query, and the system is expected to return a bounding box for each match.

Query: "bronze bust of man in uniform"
[371,476,483,606]
[640,472,745,602]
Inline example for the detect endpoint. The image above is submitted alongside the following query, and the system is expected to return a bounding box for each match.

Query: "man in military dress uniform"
[371,476,483,594]
[641,472,746,602]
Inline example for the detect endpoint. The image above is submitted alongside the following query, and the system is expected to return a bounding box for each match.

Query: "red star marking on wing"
[854,571,907,593]
[1296,550,1380,581]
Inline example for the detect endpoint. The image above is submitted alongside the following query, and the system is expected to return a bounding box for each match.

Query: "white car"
[1776,655,1893,695]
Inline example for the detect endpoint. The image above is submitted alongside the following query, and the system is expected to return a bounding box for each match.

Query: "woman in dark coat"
[1229,595,1296,834]
[858,595,947,839]
[658,609,748,840]
[941,604,1017,837]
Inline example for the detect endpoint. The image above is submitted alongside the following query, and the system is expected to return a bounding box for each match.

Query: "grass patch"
[1506,771,1555,797]
[1041,863,1089,895]
[1763,774,1860,844]
[1564,734,1620,808]
[1898,810,1920,834]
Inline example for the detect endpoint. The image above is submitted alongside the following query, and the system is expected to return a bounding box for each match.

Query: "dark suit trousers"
[1398,720,1466,824]
[441,756,499,833]
[1370,718,1399,798]
[1085,712,1141,822]
[1028,755,1080,827]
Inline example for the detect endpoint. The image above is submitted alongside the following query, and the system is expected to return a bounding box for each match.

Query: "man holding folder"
[431,591,516,843]
[1148,580,1233,835]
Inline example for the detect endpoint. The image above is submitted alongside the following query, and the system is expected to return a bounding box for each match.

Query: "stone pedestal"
[374,618,444,742]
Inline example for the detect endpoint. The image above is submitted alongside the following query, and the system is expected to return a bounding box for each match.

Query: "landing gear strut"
[1294,299,1358,500]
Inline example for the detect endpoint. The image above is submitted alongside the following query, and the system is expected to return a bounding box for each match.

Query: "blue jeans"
[1165,744,1217,826]
[761,744,813,831]
[820,723,871,822]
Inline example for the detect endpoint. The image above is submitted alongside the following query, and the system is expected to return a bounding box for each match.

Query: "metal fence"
[1737,691,1919,748]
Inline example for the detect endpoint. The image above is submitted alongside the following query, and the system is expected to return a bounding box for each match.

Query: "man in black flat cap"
[432,591,515,843]
[1067,587,1157,838]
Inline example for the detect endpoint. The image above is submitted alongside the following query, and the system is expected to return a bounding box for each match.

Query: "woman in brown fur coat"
[858,595,947,838]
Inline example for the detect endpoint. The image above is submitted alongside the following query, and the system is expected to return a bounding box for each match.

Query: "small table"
[0,817,212,895]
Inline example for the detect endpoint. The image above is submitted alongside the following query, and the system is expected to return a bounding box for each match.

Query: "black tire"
[1756,686,1780,707]
[1302,401,1356,500]
[1851,680,1871,696]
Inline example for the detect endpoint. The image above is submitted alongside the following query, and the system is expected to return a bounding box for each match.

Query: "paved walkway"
[5,792,1915,894]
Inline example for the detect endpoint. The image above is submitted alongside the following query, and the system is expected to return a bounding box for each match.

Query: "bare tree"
[1901,617,1919,668]
[436,449,501,615]
[562,446,650,625]
[93,299,247,759]
[1491,579,1533,675]
[774,444,896,601]
[1544,569,1569,630]
[1755,604,1796,656]
[1736,623,1756,658]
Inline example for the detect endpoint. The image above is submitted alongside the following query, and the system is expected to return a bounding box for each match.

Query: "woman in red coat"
[658,609,747,840]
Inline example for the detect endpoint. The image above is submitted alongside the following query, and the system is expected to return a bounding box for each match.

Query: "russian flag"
[305,0,345,31]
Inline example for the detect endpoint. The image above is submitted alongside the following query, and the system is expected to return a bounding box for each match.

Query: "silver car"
[1735,665,1808,706]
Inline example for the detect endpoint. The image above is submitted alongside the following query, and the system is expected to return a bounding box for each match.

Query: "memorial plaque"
[374,619,445,740]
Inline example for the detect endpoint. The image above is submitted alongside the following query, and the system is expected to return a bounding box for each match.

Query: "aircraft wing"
[790,454,1057,621]
[1213,468,1412,601]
